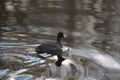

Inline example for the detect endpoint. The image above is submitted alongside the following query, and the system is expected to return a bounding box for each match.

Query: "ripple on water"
[6,74,33,80]
[14,75,33,80]
[0,70,6,79]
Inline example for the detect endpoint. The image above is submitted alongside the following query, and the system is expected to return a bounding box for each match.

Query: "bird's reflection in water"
[48,55,84,80]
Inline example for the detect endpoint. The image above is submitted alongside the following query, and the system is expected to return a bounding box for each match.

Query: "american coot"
[36,32,65,58]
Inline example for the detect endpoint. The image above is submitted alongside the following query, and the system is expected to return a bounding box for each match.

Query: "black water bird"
[36,32,65,58]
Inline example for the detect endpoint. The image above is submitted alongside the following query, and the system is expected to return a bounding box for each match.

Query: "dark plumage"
[36,32,65,57]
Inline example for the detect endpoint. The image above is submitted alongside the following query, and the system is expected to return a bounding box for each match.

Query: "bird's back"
[36,43,62,55]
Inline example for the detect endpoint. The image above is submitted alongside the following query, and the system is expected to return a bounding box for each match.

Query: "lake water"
[1,0,120,79]
[0,26,120,80]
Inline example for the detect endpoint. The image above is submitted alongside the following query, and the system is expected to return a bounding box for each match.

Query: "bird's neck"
[57,37,62,47]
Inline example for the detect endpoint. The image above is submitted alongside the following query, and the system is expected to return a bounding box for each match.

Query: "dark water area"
[1,0,120,80]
